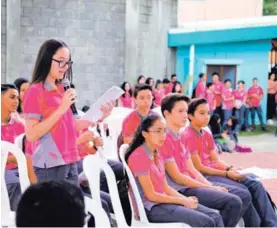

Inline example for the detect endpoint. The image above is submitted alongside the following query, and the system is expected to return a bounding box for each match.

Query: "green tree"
[263,0,277,15]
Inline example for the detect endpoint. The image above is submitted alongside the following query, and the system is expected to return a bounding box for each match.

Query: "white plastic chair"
[84,196,111,228]
[14,133,25,151]
[1,140,31,227]
[83,154,129,227]
[119,144,190,227]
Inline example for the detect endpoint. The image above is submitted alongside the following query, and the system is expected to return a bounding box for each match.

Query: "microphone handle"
[64,85,78,116]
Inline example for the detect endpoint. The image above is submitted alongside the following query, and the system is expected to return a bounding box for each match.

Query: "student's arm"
[137,174,186,205]
[7,155,17,164]
[26,156,37,184]
[186,158,212,185]
[209,150,230,171]
[165,161,212,188]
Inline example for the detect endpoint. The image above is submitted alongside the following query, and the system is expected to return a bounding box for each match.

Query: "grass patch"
[239,125,276,137]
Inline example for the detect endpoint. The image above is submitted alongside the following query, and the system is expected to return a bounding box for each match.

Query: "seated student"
[163,78,171,95]
[1,84,37,211]
[172,81,182,94]
[125,115,223,227]
[119,81,134,109]
[159,94,245,227]
[121,84,156,144]
[16,181,86,227]
[153,80,165,107]
[183,98,277,227]
[222,116,252,153]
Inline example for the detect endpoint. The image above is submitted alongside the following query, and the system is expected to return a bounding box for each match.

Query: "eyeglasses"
[148,129,166,134]
[52,59,73,68]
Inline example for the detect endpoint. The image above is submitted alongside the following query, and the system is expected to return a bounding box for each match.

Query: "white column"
[188,44,195,96]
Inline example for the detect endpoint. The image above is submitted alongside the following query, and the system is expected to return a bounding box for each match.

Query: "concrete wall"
[1,0,177,108]
[178,0,263,24]
[176,40,272,120]
[1,0,6,83]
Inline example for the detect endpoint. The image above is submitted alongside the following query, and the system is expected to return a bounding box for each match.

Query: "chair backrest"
[119,144,149,224]
[84,196,111,228]
[83,154,129,227]
[1,141,30,217]
[14,133,26,151]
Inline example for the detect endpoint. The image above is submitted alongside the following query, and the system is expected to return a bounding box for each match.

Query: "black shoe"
[261,127,267,132]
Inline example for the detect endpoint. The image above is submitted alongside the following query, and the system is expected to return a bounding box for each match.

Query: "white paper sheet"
[239,166,277,180]
[81,86,124,122]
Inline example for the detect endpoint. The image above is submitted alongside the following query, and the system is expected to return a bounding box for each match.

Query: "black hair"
[253,77,258,81]
[268,72,276,80]
[145,77,154,86]
[31,39,73,85]
[188,98,208,116]
[237,80,245,85]
[1,84,17,94]
[199,73,205,79]
[207,82,213,88]
[125,114,161,163]
[82,105,90,113]
[161,94,190,117]
[137,75,145,84]
[14,78,29,113]
[224,79,231,84]
[226,116,238,131]
[209,113,221,135]
[120,81,133,98]
[212,72,219,77]
[162,78,170,84]
[172,81,182,93]
[171,74,177,79]
[16,181,85,227]
[155,79,162,89]
[134,84,152,98]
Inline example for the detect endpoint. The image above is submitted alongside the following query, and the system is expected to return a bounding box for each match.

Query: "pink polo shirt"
[119,92,133,109]
[153,89,165,107]
[122,110,156,139]
[195,80,206,98]
[24,82,78,168]
[159,129,195,190]
[233,89,247,102]
[181,126,220,169]
[248,86,264,107]
[128,144,166,210]
[213,81,223,107]
[221,87,234,110]
[205,90,215,112]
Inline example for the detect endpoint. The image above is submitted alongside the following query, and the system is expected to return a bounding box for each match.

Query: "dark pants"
[146,203,223,227]
[235,105,246,131]
[5,168,22,211]
[223,109,233,125]
[179,185,242,227]
[206,175,277,227]
[250,106,265,128]
[267,93,276,120]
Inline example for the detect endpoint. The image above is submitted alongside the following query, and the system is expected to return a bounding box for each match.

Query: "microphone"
[61,78,78,116]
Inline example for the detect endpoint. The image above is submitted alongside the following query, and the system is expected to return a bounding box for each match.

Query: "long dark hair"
[31,39,73,84]
[125,114,161,163]
[172,81,182,93]
[209,113,221,135]
[145,77,154,86]
[137,75,145,84]
[14,78,29,113]
[120,81,133,98]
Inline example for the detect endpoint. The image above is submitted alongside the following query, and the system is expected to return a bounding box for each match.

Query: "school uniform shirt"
[233,89,247,109]
[221,87,234,110]
[247,86,264,107]
[181,126,220,169]
[122,110,157,139]
[153,89,165,107]
[159,129,195,191]
[213,81,223,107]
[128,143,167,210]
[1,117,34,169]
[119,92,133,109]
[24,82,78,168]
[195,80,206,98]
[205,90,216,112]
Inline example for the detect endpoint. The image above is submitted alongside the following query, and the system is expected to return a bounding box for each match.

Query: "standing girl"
[23,39,93,184]
[125,114,223,227]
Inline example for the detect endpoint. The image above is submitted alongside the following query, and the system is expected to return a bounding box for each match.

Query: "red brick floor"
[220,152,277,203]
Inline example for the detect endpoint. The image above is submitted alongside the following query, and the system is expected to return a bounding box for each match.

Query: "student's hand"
[93,135,103,147]
[78,131,95,145]
[227,171,245,181]
[58,88,77,114]
[212,186,228,193]
[182,196,198,209]
[76,119,96,131]
[99,101,114,121]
